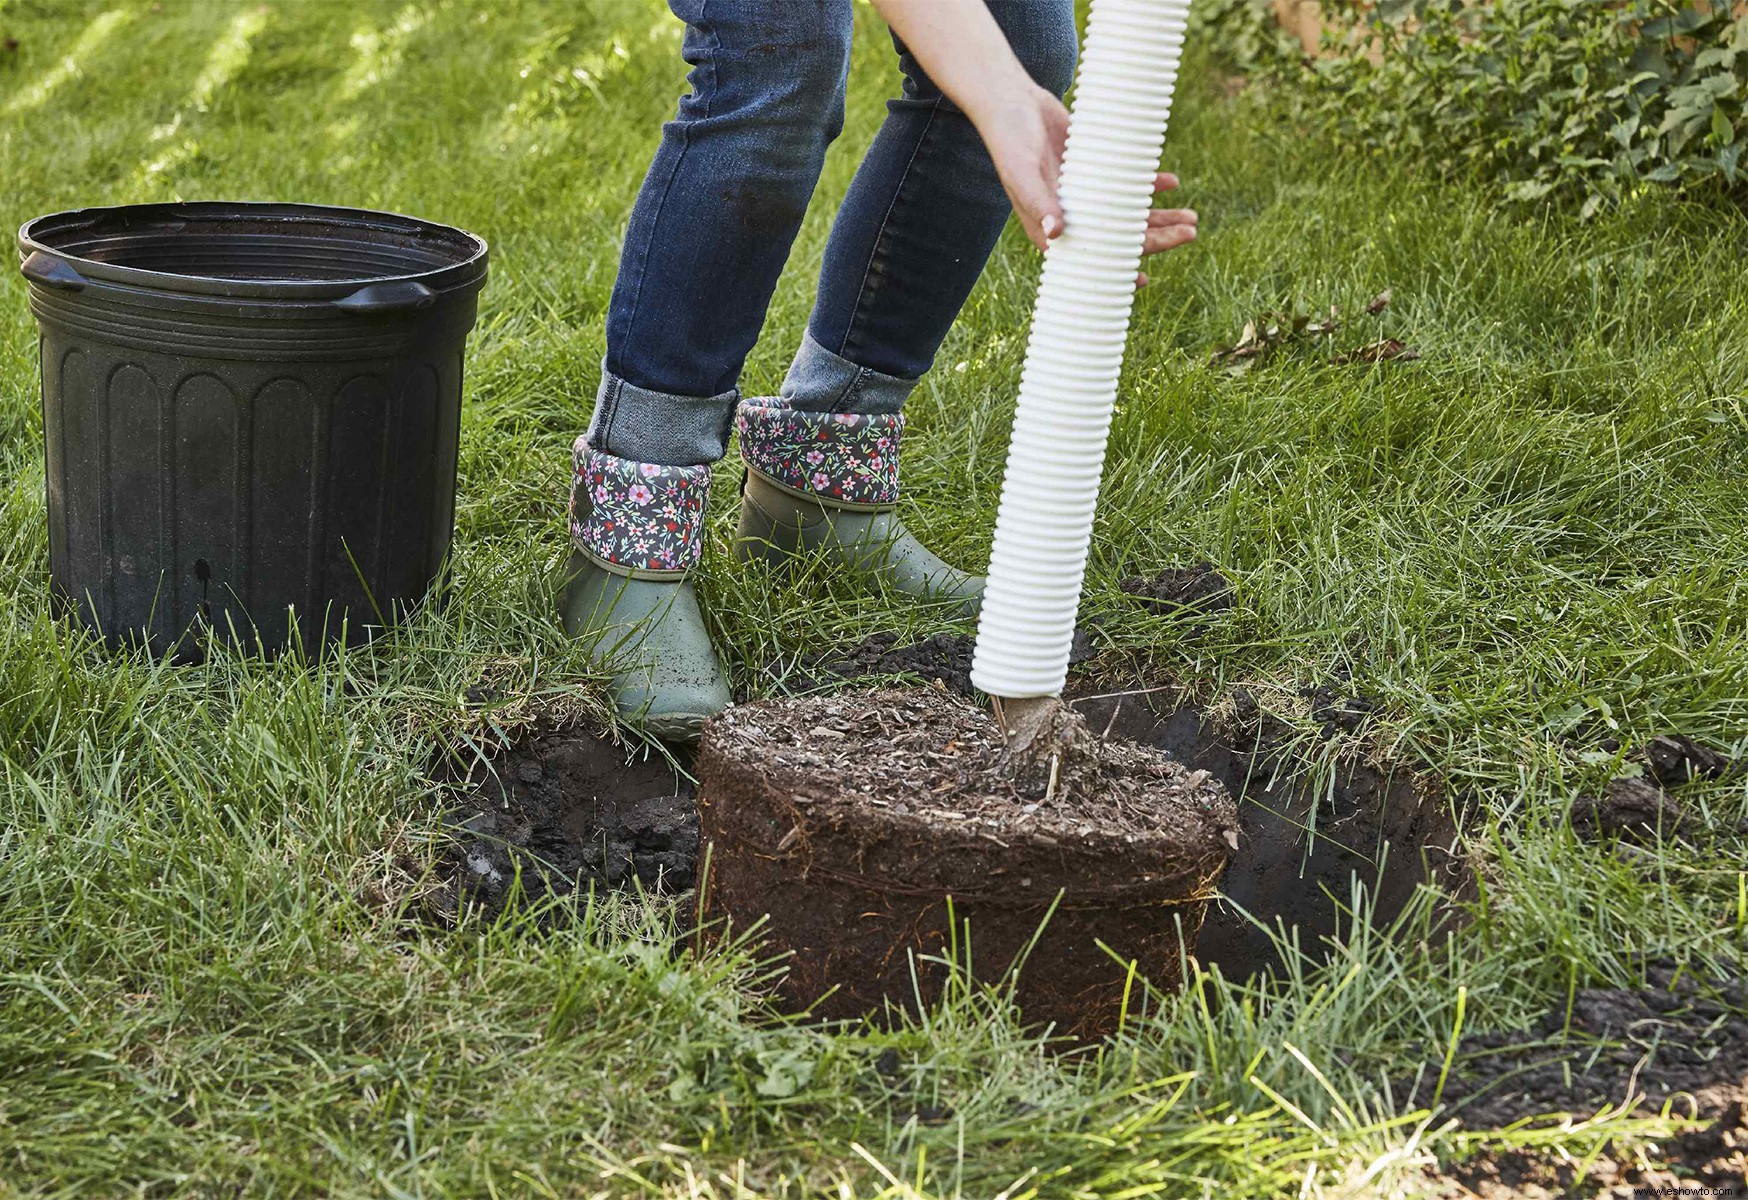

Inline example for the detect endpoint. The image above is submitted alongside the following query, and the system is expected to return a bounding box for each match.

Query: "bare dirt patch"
[433,729,695,921]
[1417,960,1748,1196]
[1070,684,1470,979]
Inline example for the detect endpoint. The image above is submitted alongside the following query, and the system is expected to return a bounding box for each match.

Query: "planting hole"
[438,656,1471,992]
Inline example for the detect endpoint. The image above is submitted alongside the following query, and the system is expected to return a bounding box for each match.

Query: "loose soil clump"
[1644,733,1735,787]
[1569,733,1742,846]
[1117,561,1234,618]
[1570,776,1693,844]
[784,628,1095,697]
[1417,960,1748,1196]
[433,728,695,920]
[696,688,1238,1037]
[773,561,1232,699]
[786,631,979,697]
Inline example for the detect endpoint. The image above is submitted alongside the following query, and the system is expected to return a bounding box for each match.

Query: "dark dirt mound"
[1117,561,1234,617]
[1070,686,1470,979]
[770,562,1234,699]
[433,728,695,919]
[787,630,978,696]
[1300,681,1381,738]
[1571,775,1693,844]
[1416,962,1748,1196]
[696,688,1239,1034]
[1569,734,1744,846]
[1644,733,1735,787]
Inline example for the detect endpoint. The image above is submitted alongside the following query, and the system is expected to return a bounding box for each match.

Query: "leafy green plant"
[1193,0,1748,213]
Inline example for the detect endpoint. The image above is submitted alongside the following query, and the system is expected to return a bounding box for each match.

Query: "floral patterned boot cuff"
[569,439,711,575]
[735,398,903,509]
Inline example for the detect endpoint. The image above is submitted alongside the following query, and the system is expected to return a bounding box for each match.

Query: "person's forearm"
[868,0,1042,126]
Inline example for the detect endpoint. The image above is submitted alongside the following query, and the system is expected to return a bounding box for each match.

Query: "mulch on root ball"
[695,688,1238,1037]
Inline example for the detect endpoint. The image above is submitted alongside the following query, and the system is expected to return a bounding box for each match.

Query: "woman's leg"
[568,0,854,741]
[732,0,1077,613]
[799,0,1077,399]
[589,0,855,467]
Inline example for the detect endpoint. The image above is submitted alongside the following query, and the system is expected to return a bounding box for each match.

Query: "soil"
[775,563,1232,698]
[1643,733,1736,787]
[786,631,979,697]
[1417,960,1748,1196]
[1117,561,1235,618]
[433,664,1473,986]
[1069,685,1471,979]
[1568,733,1745,847]
[1570,775,1694,844]
[695,688,1239,1036]
[432,729,696,920]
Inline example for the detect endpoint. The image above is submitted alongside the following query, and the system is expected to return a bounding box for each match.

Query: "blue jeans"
[586,0,1077,467]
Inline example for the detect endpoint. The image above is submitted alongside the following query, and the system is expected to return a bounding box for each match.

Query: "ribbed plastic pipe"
[970,0,1191,700]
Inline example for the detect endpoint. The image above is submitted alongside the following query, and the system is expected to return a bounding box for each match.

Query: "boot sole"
[636,709,711,744]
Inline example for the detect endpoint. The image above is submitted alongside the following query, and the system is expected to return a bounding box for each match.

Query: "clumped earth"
[785,630,980,697]
[1417,960,1748,1196]
[695,688,1239,1033]
[1116,560,1235,618]
[434,729,696,920]
[784,627,1094,697]
[1570,733,1741,845]
[778,564,1233,697]
[1570,776,1693,843]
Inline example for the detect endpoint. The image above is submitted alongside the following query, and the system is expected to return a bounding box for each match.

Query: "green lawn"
[2,1,1747,1196]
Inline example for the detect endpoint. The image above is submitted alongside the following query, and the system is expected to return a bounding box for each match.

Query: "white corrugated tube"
[970,0,1192,700]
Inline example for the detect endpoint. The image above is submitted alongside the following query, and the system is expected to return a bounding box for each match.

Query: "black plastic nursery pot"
[18,202,488,659]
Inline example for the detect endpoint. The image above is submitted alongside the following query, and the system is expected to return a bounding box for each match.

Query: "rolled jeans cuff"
[780,330,918,417]
[585,360,739,466]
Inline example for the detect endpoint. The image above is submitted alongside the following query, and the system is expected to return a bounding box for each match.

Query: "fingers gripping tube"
[969,0,1193,703]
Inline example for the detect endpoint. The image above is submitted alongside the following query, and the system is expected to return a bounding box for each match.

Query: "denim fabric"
[780,330,914,416]
[584,362,738,467]
[588,0,1076,468]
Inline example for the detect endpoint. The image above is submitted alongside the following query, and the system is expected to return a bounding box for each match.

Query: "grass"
[1,0,1746,1195]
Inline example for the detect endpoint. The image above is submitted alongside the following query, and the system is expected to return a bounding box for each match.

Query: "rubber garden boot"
[561,439,730,742]
[732,397,984,617]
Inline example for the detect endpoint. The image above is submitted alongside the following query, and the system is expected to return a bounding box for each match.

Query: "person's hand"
[967,81,1073,251]
[1136,174,1198,289]
[966,81,1198,286]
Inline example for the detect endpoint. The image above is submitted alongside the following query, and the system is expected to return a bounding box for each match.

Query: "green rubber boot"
[563,440,729,742]
[735,468,984,616]
[560,550,730,743]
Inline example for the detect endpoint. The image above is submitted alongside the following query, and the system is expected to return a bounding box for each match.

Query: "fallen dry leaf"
[1365,288,1392,315]
[1331,338,1419,365]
